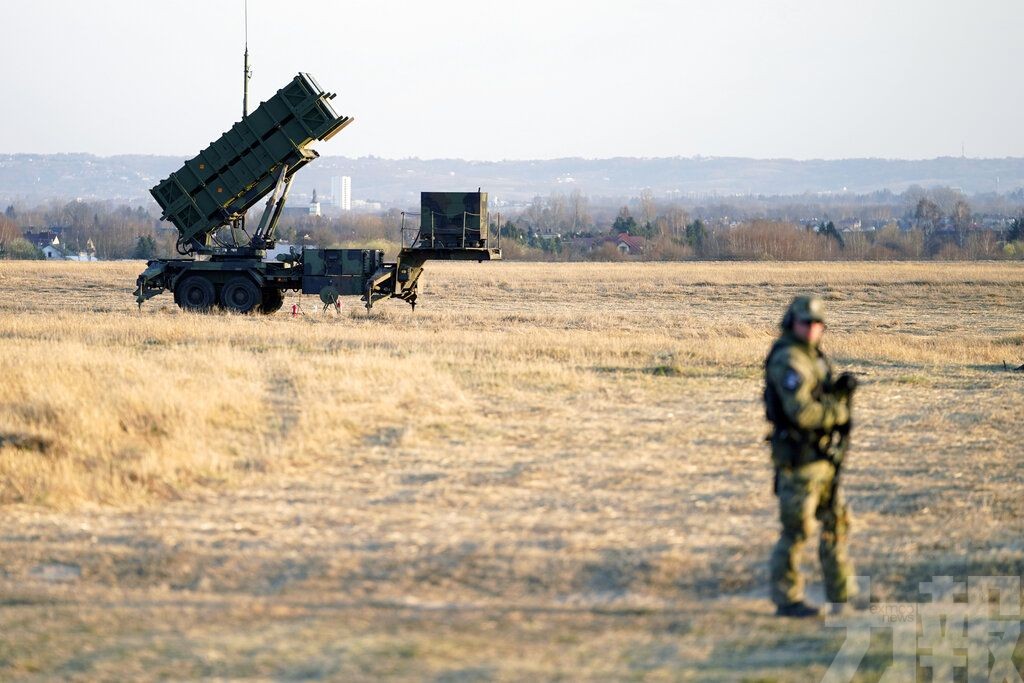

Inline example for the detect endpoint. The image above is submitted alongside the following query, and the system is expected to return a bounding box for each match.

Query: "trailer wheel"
[175,275,216,312]
[221,276,261,314]
[259,288,284,314]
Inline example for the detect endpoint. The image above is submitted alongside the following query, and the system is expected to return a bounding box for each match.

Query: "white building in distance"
[41,244,65,259]
[331,175,352,210]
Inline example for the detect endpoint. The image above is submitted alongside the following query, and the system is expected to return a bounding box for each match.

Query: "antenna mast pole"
[236,0,251,238]
[243,0,251,118]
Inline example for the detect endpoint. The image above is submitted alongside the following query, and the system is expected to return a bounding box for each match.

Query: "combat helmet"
[782,294,826,329]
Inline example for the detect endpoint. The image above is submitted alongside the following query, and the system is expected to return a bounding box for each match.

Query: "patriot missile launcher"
[135,73,500,313]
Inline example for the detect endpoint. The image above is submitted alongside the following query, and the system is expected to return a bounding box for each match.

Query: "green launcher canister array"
[150,73,352,247]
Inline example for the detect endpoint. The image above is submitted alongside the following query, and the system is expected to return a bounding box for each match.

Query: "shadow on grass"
[592,365,758,380]
[967,362,1024,374]
[862,545,1024,603]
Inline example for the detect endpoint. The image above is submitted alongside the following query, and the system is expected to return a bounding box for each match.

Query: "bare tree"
[663,206,689,238]
[524,196,546,231]
[902,185,928,212]
[547,192,568,232]
[931,187,967,215]
[915,198,942,232]
[569,189,590,232]
[0,215,20,254]
[951,199,972,247]
[638,188,657,228]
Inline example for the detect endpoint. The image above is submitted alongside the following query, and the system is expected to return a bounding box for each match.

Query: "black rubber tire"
[259,288,285,314]
[175,275,216,312]
[220,276,261,314]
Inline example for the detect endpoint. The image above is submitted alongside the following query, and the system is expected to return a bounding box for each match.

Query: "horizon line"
[2,152,1023,164]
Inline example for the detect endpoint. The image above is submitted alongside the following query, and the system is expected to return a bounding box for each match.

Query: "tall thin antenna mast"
[242,0,251,118]
[237,0,252,237]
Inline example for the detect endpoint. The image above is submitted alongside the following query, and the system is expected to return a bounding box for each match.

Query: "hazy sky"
[2,0,1022,160]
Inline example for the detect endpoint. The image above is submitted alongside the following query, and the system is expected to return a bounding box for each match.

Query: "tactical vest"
[764,337,832,466]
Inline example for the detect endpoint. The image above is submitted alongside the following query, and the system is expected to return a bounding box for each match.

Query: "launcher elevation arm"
[251,163,292,249]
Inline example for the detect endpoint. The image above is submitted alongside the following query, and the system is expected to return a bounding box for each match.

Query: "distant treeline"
[495,219,1024,262]
[0,200,161,260]
[2,186,1023,261]
[496,186,1024,261]
[0,200,410,261]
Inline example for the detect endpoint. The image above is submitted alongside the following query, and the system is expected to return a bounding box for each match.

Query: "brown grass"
[1,260,1023,680]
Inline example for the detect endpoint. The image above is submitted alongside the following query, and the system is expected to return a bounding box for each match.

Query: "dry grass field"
[0,260,1022,681]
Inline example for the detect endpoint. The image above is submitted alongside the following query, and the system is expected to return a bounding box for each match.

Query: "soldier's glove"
[833,372,856,436]
[826,396,851,430]
[833,372,858,398]
[834,372,858,397]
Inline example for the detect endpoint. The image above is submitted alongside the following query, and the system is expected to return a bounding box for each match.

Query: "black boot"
[775,601,821,618]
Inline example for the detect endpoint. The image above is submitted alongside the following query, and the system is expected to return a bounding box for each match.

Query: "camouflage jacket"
[764,331,849,467]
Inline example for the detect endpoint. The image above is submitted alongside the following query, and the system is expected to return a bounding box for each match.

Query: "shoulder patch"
[783,369,802,391]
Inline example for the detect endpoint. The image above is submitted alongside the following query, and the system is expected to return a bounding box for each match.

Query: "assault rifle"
[827,372,859,501]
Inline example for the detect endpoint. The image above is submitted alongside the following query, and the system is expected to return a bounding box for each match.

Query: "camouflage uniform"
[765,296,855,609]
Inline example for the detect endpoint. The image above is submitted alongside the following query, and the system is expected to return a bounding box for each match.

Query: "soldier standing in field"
[764,295,858,618]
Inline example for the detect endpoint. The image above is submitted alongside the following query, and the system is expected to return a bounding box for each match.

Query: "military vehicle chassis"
[137,258,295,314]
[136,243,500,315]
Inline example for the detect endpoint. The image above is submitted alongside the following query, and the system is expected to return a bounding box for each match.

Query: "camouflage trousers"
[769,459,855,606]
